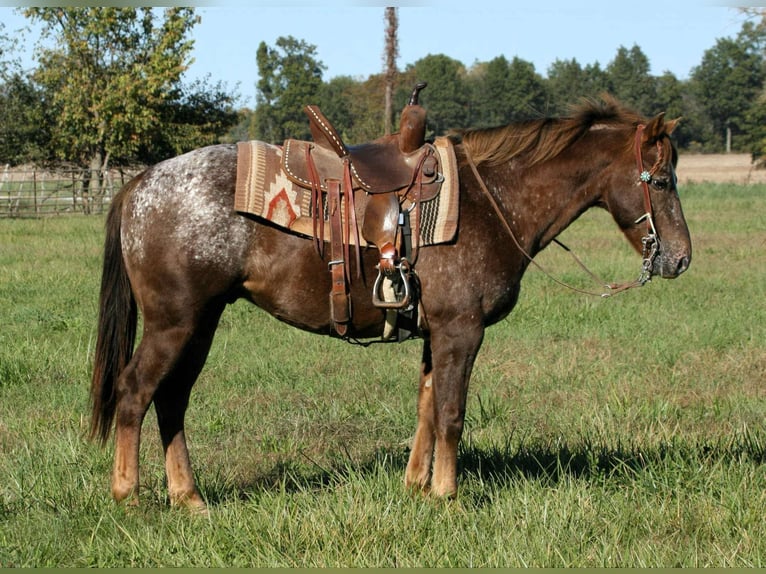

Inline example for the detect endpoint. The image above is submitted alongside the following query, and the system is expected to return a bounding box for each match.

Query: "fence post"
[72,170,77,215]
[33,169,38,215]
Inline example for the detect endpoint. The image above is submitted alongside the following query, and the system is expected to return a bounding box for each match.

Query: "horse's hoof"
[171,491,208,515]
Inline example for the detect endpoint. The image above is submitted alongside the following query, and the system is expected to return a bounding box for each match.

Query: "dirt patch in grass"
[677,153,766,185]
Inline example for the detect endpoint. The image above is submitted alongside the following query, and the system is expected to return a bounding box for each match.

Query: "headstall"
[466,122,669,297]
[633,123,664,286]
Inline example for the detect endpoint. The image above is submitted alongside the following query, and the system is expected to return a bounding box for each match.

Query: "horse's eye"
[651,178,668,190]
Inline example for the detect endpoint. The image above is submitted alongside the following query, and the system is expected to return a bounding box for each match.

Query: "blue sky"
[0,2,752,106]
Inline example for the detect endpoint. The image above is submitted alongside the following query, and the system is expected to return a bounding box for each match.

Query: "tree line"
[2,7,766,182]
[246,17,766,159]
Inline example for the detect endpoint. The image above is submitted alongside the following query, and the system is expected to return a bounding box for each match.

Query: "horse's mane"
[450,96,645,167]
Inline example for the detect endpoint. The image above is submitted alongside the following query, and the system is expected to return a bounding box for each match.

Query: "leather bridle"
[466,122,669,297]
[633,123,673,287]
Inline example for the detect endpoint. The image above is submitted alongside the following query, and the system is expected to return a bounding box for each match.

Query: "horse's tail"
[89,182,137,445]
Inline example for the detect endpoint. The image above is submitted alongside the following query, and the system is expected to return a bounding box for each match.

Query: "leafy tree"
[25,8,204,171]
[653,72,684,120]
[1,24,48,164]
[407,54,470,136]
[607,45,657,114]
[652,71,708,151]
[0,73,50,165]
[317,76,357,140]
[547,58,610,114]
[137,77,238,164]
[347,74,394,143]
[691,25,765,152]
[745,93,766,162]
[503,57,547,121]
[254,36,325,143]
[0,22,18,80]
[547,58,587,114]
[223,108,257,143]
[469,56,546,126]
[736,12,766,160]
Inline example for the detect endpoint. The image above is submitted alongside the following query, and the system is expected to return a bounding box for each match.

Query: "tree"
[317,76,356,140]
[607,45,657,114]
[407,54,470,136]
[0,73,50,165]
[736,11,766,161]
[691,24,765,152]
[254,36,326,143]
[0,22,18,80]
[504,57,547,121]
[1,23,49,164]
[25,8,201,169]
[546,58,610,114]
[136,77,239,164]
[547,58,587,114]
[469,56,547,126]
[383,7,398,135]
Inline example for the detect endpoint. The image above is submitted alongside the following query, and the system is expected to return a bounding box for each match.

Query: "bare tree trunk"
[726,125,732,153]
[384,7,399,135]
[83,151,103,215]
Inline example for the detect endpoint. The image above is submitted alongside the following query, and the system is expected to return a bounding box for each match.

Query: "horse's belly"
[242,230,386,337]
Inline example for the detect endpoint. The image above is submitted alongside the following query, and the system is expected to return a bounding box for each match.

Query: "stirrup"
[372,259,411,309]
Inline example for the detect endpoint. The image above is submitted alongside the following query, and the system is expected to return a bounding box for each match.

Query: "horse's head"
[603,113,691,279]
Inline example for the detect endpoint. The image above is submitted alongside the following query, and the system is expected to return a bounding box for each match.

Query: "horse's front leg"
[404,341,435,491]
[406,316,484,498]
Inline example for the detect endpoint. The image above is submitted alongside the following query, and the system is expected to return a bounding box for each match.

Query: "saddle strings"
[306,145,325,258]
[462,146,643,298]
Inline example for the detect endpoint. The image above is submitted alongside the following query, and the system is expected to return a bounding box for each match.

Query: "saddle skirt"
[234,137,459,248]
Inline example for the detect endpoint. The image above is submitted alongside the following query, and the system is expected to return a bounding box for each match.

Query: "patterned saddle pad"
[234,137,459,248]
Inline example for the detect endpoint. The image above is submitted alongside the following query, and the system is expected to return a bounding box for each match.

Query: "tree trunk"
[383,7,399,135]
[726,125,732,153]
[83,150,103,215]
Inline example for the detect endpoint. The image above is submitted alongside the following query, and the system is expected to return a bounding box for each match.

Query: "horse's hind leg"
[111,329,185,505]
[112,301,224,509]
[152,303,224,511]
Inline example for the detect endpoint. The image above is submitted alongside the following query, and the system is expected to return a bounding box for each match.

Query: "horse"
[90,98,691,510]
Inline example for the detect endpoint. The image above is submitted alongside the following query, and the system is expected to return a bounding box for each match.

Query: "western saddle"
[281,83,443,338]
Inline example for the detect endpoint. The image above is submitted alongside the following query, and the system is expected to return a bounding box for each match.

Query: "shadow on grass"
[200,432,766,507]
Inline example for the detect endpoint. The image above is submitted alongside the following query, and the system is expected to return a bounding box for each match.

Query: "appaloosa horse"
[90,98,691,510]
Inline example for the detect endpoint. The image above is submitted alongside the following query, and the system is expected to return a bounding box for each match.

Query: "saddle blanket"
[234,137,459,247]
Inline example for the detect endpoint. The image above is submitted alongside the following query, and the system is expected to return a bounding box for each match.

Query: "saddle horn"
[400,82,428,153]
[408,82,428,106]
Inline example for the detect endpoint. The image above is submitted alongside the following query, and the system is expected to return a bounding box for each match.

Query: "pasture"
[0,182,764,567]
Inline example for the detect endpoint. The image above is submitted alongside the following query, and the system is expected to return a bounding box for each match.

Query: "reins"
[464,123,662,298]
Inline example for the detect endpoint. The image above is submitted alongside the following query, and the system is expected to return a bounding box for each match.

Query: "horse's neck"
[503,143,613,255]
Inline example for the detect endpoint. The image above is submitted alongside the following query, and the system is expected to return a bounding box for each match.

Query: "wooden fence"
[0,166,139,217]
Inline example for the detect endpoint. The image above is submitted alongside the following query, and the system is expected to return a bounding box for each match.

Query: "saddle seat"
[280,83,438,338]
[301,104,440,197]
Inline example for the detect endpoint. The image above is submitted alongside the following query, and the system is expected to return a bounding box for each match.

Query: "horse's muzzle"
[659,252,691,278]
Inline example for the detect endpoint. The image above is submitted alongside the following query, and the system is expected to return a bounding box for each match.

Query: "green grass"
[1,182,765,567]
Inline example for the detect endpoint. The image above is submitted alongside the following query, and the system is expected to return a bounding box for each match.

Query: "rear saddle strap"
[326,178,351,336]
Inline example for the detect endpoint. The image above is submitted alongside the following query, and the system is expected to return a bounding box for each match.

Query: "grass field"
[0,182,765,567]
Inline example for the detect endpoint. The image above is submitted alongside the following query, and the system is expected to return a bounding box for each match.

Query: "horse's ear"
[643,112,667,142]
[665,117,682,135]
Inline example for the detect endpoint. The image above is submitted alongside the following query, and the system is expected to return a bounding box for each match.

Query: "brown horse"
[90,98,691,510]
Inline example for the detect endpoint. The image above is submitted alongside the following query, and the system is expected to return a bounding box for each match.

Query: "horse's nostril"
[676,255,690,275]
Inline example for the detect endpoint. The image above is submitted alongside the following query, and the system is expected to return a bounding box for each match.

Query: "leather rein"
[464,123,663,298]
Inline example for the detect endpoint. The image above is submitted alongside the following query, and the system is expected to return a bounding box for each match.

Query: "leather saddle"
[280,83,441,338]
